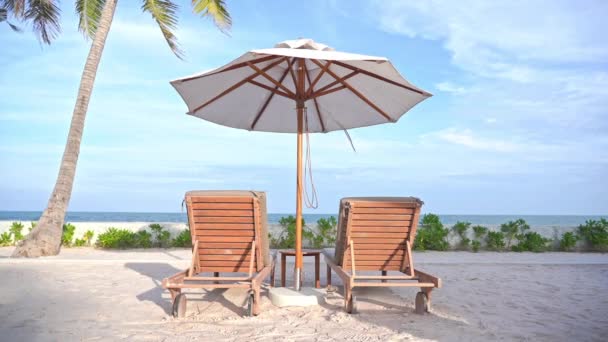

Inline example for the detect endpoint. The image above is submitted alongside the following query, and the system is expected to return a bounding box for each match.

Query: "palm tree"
[9,0,231,257]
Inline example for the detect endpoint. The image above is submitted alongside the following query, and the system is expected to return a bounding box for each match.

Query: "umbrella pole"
[294,105,303,290]
[294,58,305,291]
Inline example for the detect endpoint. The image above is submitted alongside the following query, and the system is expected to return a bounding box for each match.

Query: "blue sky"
[1,0,607,214]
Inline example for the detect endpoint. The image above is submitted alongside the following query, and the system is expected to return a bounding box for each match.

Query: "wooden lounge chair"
[162,191,276,317]
[323,197,441,314]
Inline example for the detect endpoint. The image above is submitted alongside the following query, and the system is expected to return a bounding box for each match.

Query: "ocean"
[0,211,604,228]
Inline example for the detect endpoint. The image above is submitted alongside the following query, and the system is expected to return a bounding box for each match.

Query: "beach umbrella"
[170,38,431,290]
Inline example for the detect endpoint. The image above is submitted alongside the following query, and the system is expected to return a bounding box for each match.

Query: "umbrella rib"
[309,70,358,97]
[288,58,298,94]
[247,80,294,99]
[311,59,394,123]
[331,60,431,96]
[250,59,295,130]
[189,57,288,114]
[247,62,296,98]
[309,85,347,99]
[305,60,332,97]
[303,61,326,132]
[179,55,281,83]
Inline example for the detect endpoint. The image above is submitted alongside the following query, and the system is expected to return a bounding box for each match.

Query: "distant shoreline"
[0,211,605,226]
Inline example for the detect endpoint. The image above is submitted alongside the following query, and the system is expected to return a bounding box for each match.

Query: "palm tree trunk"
[12,0,118,257]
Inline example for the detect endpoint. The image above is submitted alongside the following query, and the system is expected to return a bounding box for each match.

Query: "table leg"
[382,270,387,283]
[281,253,286,287]
[315,254,320,288]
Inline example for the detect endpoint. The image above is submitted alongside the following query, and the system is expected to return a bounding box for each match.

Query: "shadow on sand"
[124,262,251,316]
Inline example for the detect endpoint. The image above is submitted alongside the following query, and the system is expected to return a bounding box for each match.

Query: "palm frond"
[191,0,231,33]
[0,7,23,31]
[1,0,26,18]
[24,0,61,44]
[75,0,106,39]
[142,0,183,59]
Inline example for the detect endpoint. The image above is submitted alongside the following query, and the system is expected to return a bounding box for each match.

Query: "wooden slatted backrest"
[186,194,263,274]
[338,197,423,271]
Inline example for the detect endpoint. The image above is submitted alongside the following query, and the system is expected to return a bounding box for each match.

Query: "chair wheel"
[172,293,187,318]
[246,293,255,317]
[415,292,428,314]
[346,295,358,314]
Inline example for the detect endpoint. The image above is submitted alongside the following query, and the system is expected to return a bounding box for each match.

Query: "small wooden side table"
[280,250,321,288]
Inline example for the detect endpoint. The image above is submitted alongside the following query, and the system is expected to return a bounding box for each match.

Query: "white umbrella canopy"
[171,38,431,133]
[170,39,431,290]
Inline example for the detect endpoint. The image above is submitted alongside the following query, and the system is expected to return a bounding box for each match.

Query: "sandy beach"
[1,247,606,341]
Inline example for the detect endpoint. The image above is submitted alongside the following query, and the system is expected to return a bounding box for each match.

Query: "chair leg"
[168,288,181,300]
[326,264,332,287]
[253,286,261,316]
[281,254,286,287]
[270,263,276,287]
[315,254,320,289]
[344,284,352,312]
[422,287,433,312]
[381,270,387,283]
[213,272,219,284]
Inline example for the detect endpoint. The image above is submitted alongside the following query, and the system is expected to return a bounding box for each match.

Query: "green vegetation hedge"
[559,231,578,251]
[3,216,606,253]
[414,214,449,251]
[577,219,608,251]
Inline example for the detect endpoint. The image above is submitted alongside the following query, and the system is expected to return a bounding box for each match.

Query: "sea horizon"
[1,210,605,227]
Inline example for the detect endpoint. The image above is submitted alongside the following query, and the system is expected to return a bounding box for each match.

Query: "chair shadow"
[124,262,249,316]
[318,282,475,341]
[125,262,180,315]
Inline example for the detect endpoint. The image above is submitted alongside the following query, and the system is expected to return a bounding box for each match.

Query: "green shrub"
[172,229,192,247]
[312,216,338,248]
[500,219,530,249]
[74,230,95,247]
[471,240,481,252]
[149,224,171,247]
[473,225,488,239]
[29,221,37,232]
[0,232,12,246]
[512,232,550,252]
[270,216,314,249]
[486,231,506,251]
[471,226,488,252]
[135,230,153,248]
[84,230,95,245]
[452,221,471,250]
[414,214,449,251]
[97,228,137,249]
[9,222,24,244]
[62,223,76,247]
[559,231,578,251]
[577,219,608,251]
[73,238,86,247]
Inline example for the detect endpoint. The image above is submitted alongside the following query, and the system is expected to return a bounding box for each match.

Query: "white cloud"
[430,128,520,152]
[373,0,608,78]
[368,0,608,136]
[435,81,467,94]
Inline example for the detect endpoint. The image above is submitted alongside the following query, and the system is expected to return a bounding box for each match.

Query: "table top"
[279,250,321,256]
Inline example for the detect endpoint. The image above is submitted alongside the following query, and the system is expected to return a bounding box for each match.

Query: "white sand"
[1,248,607,341]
